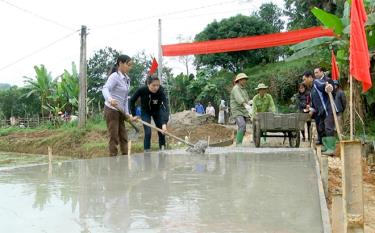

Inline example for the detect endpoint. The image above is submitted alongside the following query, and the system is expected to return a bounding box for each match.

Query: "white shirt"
[206,106,215,116]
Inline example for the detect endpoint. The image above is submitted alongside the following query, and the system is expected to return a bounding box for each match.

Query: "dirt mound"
[169,111,215,129]
[170,124,233,144]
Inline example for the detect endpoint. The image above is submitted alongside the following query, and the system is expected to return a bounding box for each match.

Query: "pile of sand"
[169,110,215,129]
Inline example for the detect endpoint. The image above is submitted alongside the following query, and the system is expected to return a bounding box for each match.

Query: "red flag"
[331,50,340,81]
[149,57,158,75]
[350,0,372,92]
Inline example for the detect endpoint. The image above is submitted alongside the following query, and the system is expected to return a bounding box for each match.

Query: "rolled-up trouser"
[141,110,166,150]
[104,106,128,156]
[235,116,246,134]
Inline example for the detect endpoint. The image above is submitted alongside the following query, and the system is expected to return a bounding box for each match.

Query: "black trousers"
[141,110,166,150]
[315,111,335,143]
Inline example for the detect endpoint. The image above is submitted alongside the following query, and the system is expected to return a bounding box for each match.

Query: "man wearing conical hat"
[251,83,276,118]
[230,73,251,145]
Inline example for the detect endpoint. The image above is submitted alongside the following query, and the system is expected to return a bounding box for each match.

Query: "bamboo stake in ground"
[48,146,53,162]
[128,141,132,156]
[316,145,322,166]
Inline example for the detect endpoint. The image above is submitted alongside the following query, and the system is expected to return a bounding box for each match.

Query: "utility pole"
[78,25,87,128]
[158,19,163,84]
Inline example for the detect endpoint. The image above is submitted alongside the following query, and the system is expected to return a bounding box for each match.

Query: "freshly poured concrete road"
[0,148,328,233]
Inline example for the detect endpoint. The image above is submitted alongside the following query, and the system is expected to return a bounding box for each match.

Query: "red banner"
[331,50,340,81]
[350,0,372,92]
[162,26,334,56]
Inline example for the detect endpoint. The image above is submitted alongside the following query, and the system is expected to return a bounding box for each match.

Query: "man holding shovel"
[309,68,336,155]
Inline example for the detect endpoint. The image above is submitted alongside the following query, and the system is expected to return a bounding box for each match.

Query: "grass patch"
[83,141,107,150]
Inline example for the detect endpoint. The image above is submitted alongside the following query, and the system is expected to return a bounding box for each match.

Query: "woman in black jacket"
[296,83,311,142]
[130,76,169,151]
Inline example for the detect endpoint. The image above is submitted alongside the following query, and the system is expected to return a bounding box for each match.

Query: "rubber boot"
[236,131,245,145]
[322,137,336,155]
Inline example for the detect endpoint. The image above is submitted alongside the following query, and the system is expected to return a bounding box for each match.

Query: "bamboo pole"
[328,92,342,141]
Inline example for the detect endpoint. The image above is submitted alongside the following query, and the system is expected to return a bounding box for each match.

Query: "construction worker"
[230,73,251,145]
[251,83,276,117]
[102,54,135,156]
[130,75,169,152]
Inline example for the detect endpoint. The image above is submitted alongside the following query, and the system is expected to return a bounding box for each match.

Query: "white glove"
[244,104,252,113]
[325,84,333,93]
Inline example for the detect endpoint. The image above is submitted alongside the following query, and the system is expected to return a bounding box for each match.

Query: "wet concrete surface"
[0,148,325,233]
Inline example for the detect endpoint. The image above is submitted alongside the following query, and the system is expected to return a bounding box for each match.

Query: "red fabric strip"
[162,26,334,56]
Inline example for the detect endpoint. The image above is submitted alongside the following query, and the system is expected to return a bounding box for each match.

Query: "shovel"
[114,107,207,153]
[137,119,208,154]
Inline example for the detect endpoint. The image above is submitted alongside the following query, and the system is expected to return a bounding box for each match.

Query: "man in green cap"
[230,73,252,145]
[252,83,276,117]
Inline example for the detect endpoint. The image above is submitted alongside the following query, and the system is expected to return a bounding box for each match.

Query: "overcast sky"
[0,0,285,86]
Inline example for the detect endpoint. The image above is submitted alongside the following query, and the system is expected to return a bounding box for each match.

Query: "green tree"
[0,86,40,119]
[168,73,193,112]
[257,3,284,32]
[23,65,54,117]
[42,63,79,118]
[194,15,278,72]
[60,63,79,114]
[284,0,338,29]
[87,47,121,109]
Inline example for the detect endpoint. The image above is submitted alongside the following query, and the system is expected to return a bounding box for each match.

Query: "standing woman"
[296,83,312,142]
[218,100,227,124]
[130,75,169,152]
[102,55,135,156]
[230,73,251,145]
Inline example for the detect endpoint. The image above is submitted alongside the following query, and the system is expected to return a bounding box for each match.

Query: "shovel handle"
[137,119,195,147]
[328,92,342,141]
[114,107,140,133]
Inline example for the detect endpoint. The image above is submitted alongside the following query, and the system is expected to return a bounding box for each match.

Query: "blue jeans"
[141,110,166,150]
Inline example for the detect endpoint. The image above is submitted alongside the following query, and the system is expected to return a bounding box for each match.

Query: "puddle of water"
[0,152,72,168]
[0,150,323,233]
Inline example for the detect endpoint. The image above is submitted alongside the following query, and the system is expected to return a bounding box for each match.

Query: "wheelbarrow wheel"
[288,130,300,148]
[253,120,261,148]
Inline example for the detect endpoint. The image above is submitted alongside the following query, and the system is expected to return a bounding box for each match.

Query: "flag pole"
[158,18,163,84]
[350,75,354,140]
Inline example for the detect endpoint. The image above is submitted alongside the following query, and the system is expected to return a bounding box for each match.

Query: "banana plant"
[287,0,375,105]
[60,63,79,112]
[23,65,54,118]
